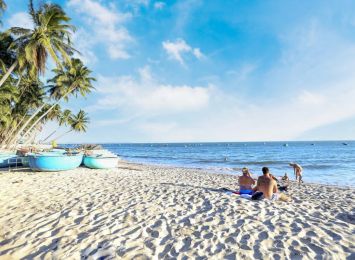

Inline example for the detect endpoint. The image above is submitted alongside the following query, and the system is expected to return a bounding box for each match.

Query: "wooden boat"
[28,153,83,171]
[83,154,118,169]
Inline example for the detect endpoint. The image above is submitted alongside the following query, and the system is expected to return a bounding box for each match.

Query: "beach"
[0,162,354,259]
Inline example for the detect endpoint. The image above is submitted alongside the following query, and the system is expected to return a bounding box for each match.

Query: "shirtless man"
[289,163,303,184]
[238,168,255,194]
[253,167,290,201]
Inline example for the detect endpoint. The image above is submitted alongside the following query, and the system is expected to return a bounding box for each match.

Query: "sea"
[71,141,355,187]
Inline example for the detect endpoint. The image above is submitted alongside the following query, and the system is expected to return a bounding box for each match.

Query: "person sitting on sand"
[279,173,289,191]
[238,168,255,195]
[282,173,289,182]
[252,167,290,201]
[289,163,303,184]
[281,173,289,184]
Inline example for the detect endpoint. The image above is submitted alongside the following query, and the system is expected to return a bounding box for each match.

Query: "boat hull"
[0,154,22,168]
[28,154,83,171]
[83,156,118,169]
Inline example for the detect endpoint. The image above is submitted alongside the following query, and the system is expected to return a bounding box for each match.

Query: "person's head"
[242,167,250,176]
[262,167,269,175]
[289,163,294,167]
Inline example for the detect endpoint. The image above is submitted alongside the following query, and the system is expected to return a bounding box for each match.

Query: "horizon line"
[59,139,354,145]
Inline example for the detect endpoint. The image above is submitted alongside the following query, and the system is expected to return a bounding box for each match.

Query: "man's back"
[256,175,277,199]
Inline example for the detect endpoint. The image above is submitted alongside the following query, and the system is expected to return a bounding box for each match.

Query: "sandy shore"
[0,163,354,259]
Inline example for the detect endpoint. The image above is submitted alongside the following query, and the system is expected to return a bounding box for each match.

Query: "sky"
[2,0,355,143]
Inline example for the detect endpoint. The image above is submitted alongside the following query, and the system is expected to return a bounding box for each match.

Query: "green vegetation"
[0,0,95,149]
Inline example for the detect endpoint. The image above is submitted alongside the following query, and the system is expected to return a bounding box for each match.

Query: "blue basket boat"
[83,155,118,169]
[0,154,23,168]
[28,153,83,171]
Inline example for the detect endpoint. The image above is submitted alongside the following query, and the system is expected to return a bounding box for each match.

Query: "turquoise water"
[69,141,355,187]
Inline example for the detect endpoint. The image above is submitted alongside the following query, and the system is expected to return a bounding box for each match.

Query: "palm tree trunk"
[51,129,72,142]
[41,129,57,143]
[16,76,21,87]
[6,103,46,147]
[22,123,42,146]
[19,86,75,144]
[0,61,18,88]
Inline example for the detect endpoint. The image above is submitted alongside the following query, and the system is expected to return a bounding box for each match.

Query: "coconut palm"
[41,109,72,143]
[58,109,73,126]
[1,76,44,147]
[0,78,19,136]
[0,33,16,73]
[0,1,95,148]
[22,104,62,145]
[48,58,95,101]
[0,0,76,87]
[52,110,89,141]
[0,0,6,17]
[0,0,5,26]
[20,58,94,140]
[0,0,6,11]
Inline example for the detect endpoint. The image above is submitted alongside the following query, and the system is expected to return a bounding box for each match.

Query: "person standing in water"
[289,163,303,184]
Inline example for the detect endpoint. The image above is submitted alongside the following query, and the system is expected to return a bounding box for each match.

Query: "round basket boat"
[28,153,83,171]
[83,155,118,169]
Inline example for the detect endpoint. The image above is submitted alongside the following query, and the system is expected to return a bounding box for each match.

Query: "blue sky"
[3,0,355,142]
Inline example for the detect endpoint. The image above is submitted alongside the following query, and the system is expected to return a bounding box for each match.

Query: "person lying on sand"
[252,167,290,202]
[289,163,303,184]
[238,168,255,195]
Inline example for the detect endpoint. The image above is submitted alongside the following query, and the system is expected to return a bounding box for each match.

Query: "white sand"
[0,163,354,259]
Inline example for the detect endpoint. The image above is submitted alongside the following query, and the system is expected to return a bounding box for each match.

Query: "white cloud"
[7,12,33,29]
[162,39,203,65]
[226,63,257,83]
[127,0,150,7]
[298,90,326,106]
[174,0,202,33]
[71,29,98,65]
[93,66,211,115]
[69,0,131,24]
[192,48,203,59]
[68,0,133,60]
[154,1,165,10]
[90,18,355,142]
[47,7,355,143]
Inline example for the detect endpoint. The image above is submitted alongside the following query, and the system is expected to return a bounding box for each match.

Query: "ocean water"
[79,141,355,187]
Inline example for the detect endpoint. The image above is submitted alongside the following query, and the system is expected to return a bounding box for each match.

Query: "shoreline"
[120,160,355,190]
[0,162,354,259]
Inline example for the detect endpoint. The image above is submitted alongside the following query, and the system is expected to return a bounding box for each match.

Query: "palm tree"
[1,76,44,147]
[52,110,89,141]
[0,0,6,17]
[0,0,76,87]
[0,0,6,10]
[41,109,72,143]
[0,0,6,25]
[0,33,16,72]
[0,77,19,140]
[22,104,62,145]
[20,58,94,140]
